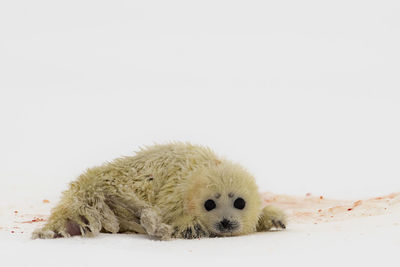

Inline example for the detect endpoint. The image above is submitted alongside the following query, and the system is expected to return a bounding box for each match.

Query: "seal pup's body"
[32,143,286,240]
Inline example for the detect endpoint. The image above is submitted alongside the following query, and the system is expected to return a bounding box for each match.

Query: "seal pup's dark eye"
[234,197,246,210]
[204,199,216,211]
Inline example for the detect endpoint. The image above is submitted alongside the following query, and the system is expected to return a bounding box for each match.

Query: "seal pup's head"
[183,161,262,236]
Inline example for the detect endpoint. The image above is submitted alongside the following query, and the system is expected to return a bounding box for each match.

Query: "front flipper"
[171,217,209,239]
[256,205,287,232]
[140,208,172,240]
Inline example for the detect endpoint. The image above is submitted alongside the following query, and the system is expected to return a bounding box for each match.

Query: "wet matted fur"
[32,142,286,240]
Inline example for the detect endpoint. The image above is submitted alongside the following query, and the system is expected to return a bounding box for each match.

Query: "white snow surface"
[1,189,399,267]
[1,0,400,266]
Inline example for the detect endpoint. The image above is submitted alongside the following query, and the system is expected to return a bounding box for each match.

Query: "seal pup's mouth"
[214,218,240,235]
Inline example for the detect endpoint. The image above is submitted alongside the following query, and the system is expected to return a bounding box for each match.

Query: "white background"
[1,1,400,267]
[1,0,399,199]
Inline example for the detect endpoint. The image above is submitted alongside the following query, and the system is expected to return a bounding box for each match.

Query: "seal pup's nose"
[220,219,232,229]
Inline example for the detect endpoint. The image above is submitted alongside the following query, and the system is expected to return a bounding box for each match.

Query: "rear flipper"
[32,192,119,239]
[32,180,172,239]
